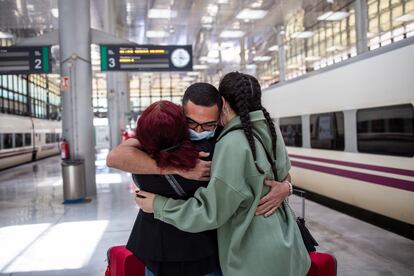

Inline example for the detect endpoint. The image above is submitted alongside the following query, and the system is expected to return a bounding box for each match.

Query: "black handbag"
[286,190,319,252]
[250,131,319,253]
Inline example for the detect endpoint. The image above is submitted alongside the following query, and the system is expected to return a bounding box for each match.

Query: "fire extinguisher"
[60,139,70,160]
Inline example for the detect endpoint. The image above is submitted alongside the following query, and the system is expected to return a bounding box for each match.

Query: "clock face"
[171,48,190,68]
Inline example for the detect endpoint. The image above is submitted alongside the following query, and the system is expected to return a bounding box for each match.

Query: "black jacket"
[126,130,222,276]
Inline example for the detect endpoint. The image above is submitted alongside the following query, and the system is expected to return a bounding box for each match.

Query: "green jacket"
[153,110,310,276]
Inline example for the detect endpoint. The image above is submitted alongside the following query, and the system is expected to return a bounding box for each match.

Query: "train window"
[279,116,302,147]
[25,133,32,146]
[357,104,414,157]
[3,133,13,149]
[15,134,23,147]
[46,133,51,144]
[310,112,345,151]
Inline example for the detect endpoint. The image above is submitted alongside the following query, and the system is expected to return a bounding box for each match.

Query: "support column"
[117,72,130,129]
[277,26,286,83]
[59,0,96,196]
[104,0,130,148]
[355,0,369,54]
[240,37,246,71]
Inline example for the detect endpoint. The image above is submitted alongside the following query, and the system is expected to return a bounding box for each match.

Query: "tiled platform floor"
[0,151,413,275]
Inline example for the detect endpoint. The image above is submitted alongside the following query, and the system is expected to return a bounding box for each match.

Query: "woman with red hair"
[126,100,221,276]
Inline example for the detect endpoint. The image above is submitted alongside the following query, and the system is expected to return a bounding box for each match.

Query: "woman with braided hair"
[136,72,311,276]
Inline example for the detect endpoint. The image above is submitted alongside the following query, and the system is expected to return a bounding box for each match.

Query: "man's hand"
[256,179,290,217]
[176,152,211,181]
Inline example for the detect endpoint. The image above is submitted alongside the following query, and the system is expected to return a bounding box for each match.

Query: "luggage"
[308,251,337,276]
[105,245,145,276]
[294,190,337,276]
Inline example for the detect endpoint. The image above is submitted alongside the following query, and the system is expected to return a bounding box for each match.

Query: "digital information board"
[0,46,51,74]
[100,45,192,72]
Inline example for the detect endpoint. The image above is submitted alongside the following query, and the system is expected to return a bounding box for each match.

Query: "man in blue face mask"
[107,83,290,216]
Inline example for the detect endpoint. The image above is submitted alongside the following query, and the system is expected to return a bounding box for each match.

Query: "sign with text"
[100,45,192,72]
[0,46,51,74]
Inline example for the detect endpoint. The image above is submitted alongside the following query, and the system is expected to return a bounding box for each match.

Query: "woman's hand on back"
[256,179,290,217]
[135,190,155,213]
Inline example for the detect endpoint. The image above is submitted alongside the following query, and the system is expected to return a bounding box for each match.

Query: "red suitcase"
[308,251,337,276]
[294,190,337,276]
[105,245,145,276]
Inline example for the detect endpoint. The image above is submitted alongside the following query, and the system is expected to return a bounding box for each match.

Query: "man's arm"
[106,138,162,174]
[106,138,211,180]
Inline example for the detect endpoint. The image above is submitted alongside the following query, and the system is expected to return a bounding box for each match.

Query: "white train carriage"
[0,114,62,170]
[0,114,34,170]
[263,37,414,238]
[32,118,61,160]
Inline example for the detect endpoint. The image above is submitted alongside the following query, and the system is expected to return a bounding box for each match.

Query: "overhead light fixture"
[206,57,220,64]
[182,76,195,82]
[268,45,279,51]
[146,30,169,38]
[394,13,414,22]
[207,49,219,58]
[193,64,209,70]
[202,16,214,24]
[236,9,268,20]
[253,56,272,62]
[0,31,14,39]
[220,30,245,38]
[207,4,219,16]
[187,72,200,76]
[202,24,213,30]
[217,0,229,4]
[317,11,349,21]
[291,31,314,38]
[232,21,241,29]
[126,3,133,12]
[51,8,59,18]
[246,64,257,69]
[251,1,263,8]
[304,56,320,62]
[148,9,177,19]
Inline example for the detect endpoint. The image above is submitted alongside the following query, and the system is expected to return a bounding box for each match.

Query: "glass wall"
[254,0,414,87]
[0,75,29,115]
[129,73,187,114]
[92,76,108,117]
[367,0,414,49]
[0,74,61,120]
[282,1,357,80]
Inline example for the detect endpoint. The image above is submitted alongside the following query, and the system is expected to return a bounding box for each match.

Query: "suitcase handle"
[293,188,306,219]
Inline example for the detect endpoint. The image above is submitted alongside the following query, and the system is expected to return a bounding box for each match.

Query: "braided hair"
[219,72,278,174]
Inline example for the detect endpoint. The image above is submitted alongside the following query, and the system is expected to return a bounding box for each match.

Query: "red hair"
[135,101,198,170]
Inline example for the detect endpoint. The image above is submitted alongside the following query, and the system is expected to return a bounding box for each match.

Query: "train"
[0,113,61,170]
[263,37,414,239]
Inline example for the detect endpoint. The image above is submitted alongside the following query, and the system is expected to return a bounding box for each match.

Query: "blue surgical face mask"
[189,128,216,141]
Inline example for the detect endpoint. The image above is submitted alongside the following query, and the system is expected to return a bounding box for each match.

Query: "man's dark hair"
[182,82,222,110]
